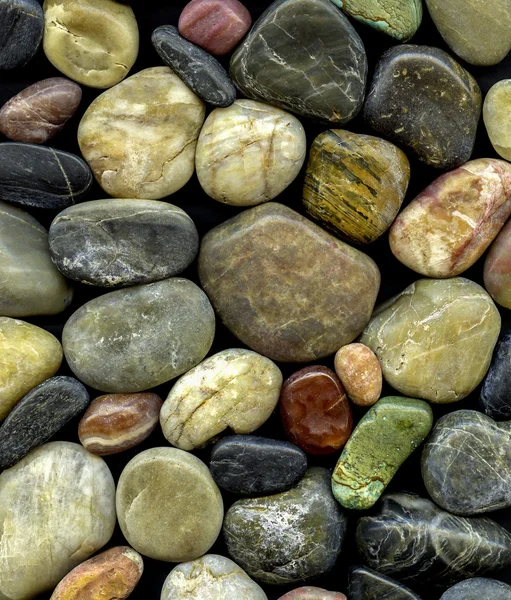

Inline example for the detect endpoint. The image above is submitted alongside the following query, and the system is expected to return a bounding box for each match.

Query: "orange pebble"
[334,343,382,406]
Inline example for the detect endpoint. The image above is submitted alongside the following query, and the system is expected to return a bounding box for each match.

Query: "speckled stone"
[279,588,347,600]
[364,45,482,169]
[440,578,511,600]
[0,0,43,70]
[116,448,224,562]
[348,566,421,600]
[361,278,501,403]
[356,492,511,586]
[223,468,346,585]
[485,219,511,310]
[334,343,382,406]
[199,203,380,362]
[49,199,199,288]
[332,397,433,510]
[484,80,511,162]
[230,0,367,124]
[480,330,511,419]
[0,442,116,600]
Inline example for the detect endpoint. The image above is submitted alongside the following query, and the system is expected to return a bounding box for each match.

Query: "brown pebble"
[334,343,382,406]
[279,587,347,600]
[78,392,162,456]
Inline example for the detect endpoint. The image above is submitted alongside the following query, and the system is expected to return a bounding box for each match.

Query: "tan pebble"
[334,343,382,406]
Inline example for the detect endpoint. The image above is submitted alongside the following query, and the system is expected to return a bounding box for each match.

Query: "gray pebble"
[441,578,511,600]
[0,0,43,69]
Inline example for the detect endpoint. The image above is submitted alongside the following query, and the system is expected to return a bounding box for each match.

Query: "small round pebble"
[484,79,511,162]
[0,0,43,70]
[440,577,511,599]
[334,343,382,406]
[278,588,347,600]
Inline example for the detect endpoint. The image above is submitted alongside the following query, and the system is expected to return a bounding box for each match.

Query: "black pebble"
[0,0,43,70]
[349,565,422,600]
[480,330,511,419]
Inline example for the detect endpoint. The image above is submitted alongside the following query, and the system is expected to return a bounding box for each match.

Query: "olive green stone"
[332,396,433,510]
[484,80,511,162]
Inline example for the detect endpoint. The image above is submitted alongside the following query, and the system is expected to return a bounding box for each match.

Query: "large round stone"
[441,578,511,600]
[484,79,511,162]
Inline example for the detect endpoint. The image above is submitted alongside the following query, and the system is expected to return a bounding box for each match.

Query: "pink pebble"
[278,587,348,600]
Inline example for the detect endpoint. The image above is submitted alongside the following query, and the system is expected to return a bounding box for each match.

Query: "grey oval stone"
[49,199,199,287]
[348,565,422,600]
[480,330,511,419]
[440,578,511,600]
[0,0,43,70]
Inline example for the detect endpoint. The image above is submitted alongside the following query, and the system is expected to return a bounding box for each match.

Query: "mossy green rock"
[332,397,433,510]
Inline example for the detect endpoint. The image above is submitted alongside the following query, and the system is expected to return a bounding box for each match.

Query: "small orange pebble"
[334,343,382,406]
[278,586,347,600]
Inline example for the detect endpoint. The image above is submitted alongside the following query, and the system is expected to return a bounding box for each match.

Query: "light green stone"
[484,80,511,162]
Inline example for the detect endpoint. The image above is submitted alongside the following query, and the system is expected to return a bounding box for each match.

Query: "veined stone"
[0,0,43,70]
[484,219,511,309]
[348,566,421,600]
[484,80,511,162]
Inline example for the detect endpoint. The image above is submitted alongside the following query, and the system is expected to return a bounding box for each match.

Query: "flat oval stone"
[332,396,433,510]
[49,199,199,287]
[390,159,511,278]
[78,392,162,456]
[50,546,143,600]
[116,447,223,562]
[196,100,306,206]
[224,468,346,585]
[348,566,421,600]
[160,348,282,450]
[280,366,353,455]
[279,588,347,600]
[0,442,116,600]
[361,278,501,404]
[78,67,205,199]
[364,45,482,170]
[0,0,43,69]
[356,492,511,586]
[0,78,81,144]
[43,0,139,88]
[0,376,89,470]
[485,219,511,309]
[480,330,511,419]
[303,129,410,245]
[0,202,73,316]
[199,202,380,362]
[210,435,307,495]
[484,80,511,161]
[440,578,511,600]
[334,343,382,406]
[230,0,367,124]
[63,278,215,393]
[152,25,236,107]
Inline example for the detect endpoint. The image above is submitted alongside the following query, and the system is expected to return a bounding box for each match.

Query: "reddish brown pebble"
[0,78,81,144]
[484,219,511,310]
[280,366,353,455]
[278,587,347,600]
[334,343,382,407]
[78,392,162,456]
[179,0,252,56]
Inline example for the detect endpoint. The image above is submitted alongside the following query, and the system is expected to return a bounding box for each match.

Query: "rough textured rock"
[303,129,410,245]
[440,578,511,600]
[230,0,367,124]
[480,330,511,419]
[390,159,511,278]
[484,80,511,162]
[210,435,307,495]
[485,219,511,309]
[0,376,89,470]
[78,67,205,199]
[0,442,116,600]
[43,0,139,88]
[116,448,223,562]
[62,278,215,393]
[0,78,81,144]
[49,199,199,288]
[78,392,162,455]
[160,348,281,450]
[199,202,380,362]
[364,45,482,170]
[0,0,43,69]
[361,278,501,404]
[196,100,306,206]
[334,343,382,406]
[280,366,353,455]
[223,468,346,585]
[356,492,511,586]
[279,588,347,600]
[348,566,421,600]
[332,397,433,510]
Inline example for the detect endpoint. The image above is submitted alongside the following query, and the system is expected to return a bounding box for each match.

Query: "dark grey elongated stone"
[0,376,89,470]
[49,199,199,288]
[481,331,511,419]
[230,0,367,124]
[0,143,93,209]
[0,0,43,70]
[440,578,511,600]
[356,493,511,587]
[210,435,307,495]
[349,565,422,600]
[152,25,236,108]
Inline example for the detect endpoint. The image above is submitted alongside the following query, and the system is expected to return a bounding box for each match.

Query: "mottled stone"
[49,199,199,288]
[485,220,511,309]
[50,546,143,600]
[161,349,281,450]
[78,392,162,456]
[279,588,347,600]
[356,492,511,586]
[280,366,353,455]
[332,397,432,510]
[0,78,82,144]
[223,468,346,585]
[484,80,511,162]
[390,159,511,278]
[43,0,139,88]
[303,129,410,244]
[199,203,380,362]
[196,100,306,206]
[348,566,421,600]
[440,578,511,600]
[0,442,116,600]
[364,45,482,169]
[361,278,501,403]
[210,435,307,495]
[230,0,367,124]
[63,278,215,393]
[0,376,89,470]
[334,343,382,406]
[116,448,223,562]
[0,0,43,70]
[481,330,511,419]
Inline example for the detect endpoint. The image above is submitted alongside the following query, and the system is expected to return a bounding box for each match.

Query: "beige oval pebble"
[334,343,382,406]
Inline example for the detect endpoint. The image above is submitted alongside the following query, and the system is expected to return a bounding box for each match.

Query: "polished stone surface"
[485,219,511,309]
[440,578,511,600]
[279,588,347,600]
[334,343,382,406]
[481,330,511,419]
[349,566,421,600]
[484,79,511,161]
[0,0,43,70]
